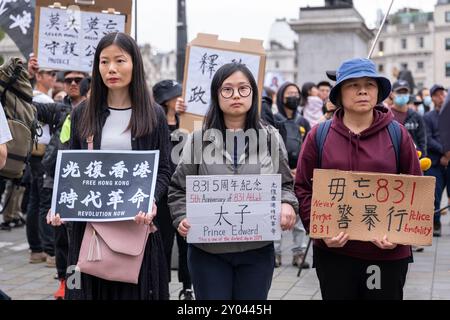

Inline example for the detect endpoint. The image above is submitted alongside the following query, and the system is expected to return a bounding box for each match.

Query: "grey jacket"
[168,125,299,254]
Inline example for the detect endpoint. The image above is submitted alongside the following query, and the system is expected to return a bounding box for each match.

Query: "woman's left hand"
[134,201,157,225]
[371,235,397,250]
[280,203,296,231]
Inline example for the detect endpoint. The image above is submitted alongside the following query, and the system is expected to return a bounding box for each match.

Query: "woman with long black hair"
[169,63,298,300]
[49,32,170,300]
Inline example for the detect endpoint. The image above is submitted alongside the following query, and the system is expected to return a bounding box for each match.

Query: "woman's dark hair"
[79,76,92,97]
[300,82,317,106]
[203,63,261,134]
[80,32,156,140]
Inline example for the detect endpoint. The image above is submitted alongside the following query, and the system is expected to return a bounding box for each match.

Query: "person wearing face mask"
[273,82,311,269]
[390,80,427,156]
[418,88,432,114]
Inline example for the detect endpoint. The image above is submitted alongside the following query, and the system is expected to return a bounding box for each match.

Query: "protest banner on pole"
[310,169,436,246]
[0,0,35,58]
[51,150,159,222]
[186,174,281,243]
[180,33,266,132]
[34,0,132,72]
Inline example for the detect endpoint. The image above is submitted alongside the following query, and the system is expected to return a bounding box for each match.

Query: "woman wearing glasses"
[169,63,298,300]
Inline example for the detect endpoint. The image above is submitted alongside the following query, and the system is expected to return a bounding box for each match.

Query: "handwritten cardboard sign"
[52,150,159,222]
[310,169,436,246]
[181,33,266,132]
[34,0,132,72]
[186,174,281,243]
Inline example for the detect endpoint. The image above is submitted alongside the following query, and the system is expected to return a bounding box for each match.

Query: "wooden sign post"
[181,33,266,132]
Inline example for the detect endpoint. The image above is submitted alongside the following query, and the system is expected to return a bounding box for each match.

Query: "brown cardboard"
[310,169,436,246]
[180,33,266,132]
[34,0,132,59]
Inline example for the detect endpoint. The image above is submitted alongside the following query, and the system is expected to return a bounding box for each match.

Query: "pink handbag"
[77,220,156,284]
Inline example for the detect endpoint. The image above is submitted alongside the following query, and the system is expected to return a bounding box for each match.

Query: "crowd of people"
[0,31,447,300]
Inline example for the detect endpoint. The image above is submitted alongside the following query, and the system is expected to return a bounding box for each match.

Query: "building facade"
[140,43,176,89]
[434,0,450,87]
[265,19,298,86]
[372,1,450,90]
[372,8,434,91]
[289,5,373,85]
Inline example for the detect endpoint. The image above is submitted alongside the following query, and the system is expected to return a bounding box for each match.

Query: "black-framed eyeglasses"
[64,77,83,85]
[220,85,252,99]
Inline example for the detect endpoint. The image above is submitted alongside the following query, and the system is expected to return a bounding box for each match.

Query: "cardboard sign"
[186,174,281,243]
[181,33,266,132]
[439,100,450,153]
[51,150,159,222]
[0,0,35,58]
[34,0,132,72]
[310,169,436,246]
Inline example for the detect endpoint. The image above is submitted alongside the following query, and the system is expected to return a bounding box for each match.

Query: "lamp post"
[176,0,187,82]
[134,0,138,42]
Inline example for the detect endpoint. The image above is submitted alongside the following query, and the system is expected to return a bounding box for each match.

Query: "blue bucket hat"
[329,58,391,106]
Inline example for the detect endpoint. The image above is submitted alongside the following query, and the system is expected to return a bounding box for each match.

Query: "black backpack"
[275,112,306,169]
[316,119,402,171]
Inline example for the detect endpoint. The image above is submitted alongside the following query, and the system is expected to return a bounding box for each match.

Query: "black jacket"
[33,100,76,178]
[403,108,427,156]
[424,110,443,166]
[69,102,171,203]
[34,101,72,135]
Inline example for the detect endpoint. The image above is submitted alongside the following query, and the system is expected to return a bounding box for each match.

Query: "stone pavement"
[1,212,450,300]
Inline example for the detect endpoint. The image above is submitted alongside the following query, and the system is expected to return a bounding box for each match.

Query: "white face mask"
[417,104,425,116]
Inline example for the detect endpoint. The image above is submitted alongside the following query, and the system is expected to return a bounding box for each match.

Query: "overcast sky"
[133,0,438,52]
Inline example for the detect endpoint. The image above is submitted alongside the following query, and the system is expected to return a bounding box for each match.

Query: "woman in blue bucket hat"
[295,58,422,300]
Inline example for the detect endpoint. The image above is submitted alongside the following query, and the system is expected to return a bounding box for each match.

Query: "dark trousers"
[425,165,447,223]
[25,157,54,256]
[313,246,409,300]
[155,196,191,288]
[188,244,275,300]
[55,223,69,279]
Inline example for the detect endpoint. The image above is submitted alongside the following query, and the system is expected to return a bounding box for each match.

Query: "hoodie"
[274,82,311,168]
[295,105,422,261]
[275,82,300,119]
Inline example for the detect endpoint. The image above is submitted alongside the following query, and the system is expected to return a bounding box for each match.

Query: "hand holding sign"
[134,201,157,226]
[46,210,64,227]
[310,169,436,246]
[323,232,349,248]
[177,218,191,238]
[280,203,296,231]
[371,234,397,250]
[175,97,187,114]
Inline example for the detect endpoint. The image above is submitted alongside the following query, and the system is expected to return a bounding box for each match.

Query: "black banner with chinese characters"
[0,0,35,57]
[51,150,159,222]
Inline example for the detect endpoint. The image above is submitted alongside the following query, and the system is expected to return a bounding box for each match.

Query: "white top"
[33,91,53,145]
[101,107,132,150]
[0,102,12,144]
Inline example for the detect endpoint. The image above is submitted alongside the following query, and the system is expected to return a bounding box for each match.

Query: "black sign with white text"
[51,150,159,222]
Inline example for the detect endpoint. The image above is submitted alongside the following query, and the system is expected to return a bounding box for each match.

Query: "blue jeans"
[188,244,274,300]
[425,165,447,224]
